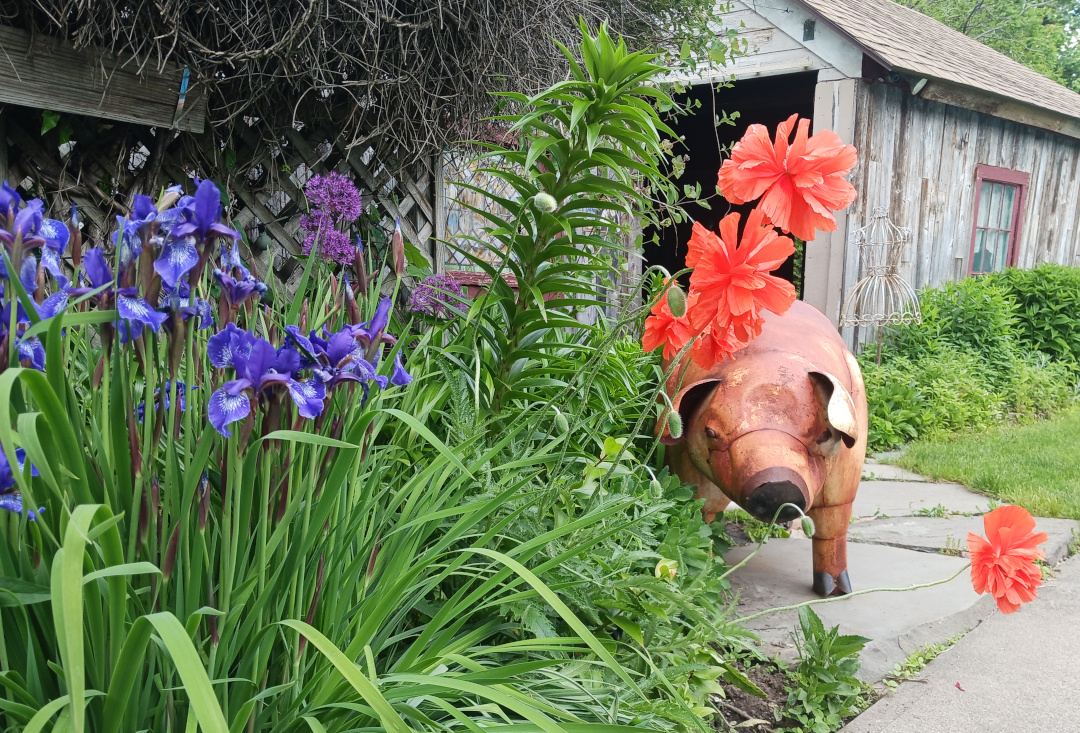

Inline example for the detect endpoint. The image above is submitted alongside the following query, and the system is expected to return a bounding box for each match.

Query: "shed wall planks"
[845,82,1080,297]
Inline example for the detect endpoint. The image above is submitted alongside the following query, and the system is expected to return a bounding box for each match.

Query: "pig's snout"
[724,430,816,523]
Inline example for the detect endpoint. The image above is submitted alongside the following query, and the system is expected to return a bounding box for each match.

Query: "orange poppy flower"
[717,114,858,242]
[642,292,692,361]
[688,315,753,370]
[687,208,796,343]
[967,505,1048,614]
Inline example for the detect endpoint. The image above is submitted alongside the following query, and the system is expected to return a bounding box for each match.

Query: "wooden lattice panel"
[0,104,436,289]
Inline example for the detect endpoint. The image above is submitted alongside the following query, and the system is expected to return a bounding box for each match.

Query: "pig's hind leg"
[808,501,853,597]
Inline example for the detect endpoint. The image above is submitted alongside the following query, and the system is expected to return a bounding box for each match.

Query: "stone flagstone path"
[721,456,1079,685]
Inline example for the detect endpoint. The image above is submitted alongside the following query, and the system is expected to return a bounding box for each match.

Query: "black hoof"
[813,570,852,597]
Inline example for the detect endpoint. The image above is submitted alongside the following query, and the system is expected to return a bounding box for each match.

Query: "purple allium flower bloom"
[407,274,466,319]
[171,179,240,243]
[300,173,363,265]
[304,172,363,220]
[154,236,199,289]
[300,213,354,265]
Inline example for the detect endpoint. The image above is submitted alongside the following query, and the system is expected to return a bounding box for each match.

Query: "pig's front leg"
[808,502,853,597]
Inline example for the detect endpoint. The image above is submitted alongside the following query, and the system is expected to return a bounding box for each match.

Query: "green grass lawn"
[894,409,1080,520]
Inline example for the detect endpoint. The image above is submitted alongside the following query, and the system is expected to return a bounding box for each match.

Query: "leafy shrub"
[864,268,1080,450]
[883,276,1019,367]
[990,264,1080,365]
[781,608,870,733]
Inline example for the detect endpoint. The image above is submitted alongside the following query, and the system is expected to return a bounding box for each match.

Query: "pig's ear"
[660,379,722,445]
[809,372,858,449]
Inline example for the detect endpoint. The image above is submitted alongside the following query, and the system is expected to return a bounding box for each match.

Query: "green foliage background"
[896,0,1080,90]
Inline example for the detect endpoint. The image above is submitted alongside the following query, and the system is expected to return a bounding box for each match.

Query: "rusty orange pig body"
[661,300,867,597]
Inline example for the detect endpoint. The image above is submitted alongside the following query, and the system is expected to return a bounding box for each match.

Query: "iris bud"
[533,192,558,213]
[666,285,687,318]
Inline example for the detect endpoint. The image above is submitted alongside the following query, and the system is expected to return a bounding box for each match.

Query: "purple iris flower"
[112,217,142,266]
[16,336,45,371]
[132,194,157,227]
[37,285,69,320]
[214,244,266,308]
[171,180,240,242]
[206,325,326,436]
[65,247,112,297]
[117,289,168,333]
[214,269,266,308]
[0,446,43,520]
[0,253,41,294]
[154,235,199,289]
[38,217,69,278]
[0,199,44,248]
[0,182,21,221]
[137,380,195,422]
[308,327,381,391]
[161,282,213,330]
[390,352,413,387]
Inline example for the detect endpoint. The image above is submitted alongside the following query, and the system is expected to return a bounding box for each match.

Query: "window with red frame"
[969,165,1029,275]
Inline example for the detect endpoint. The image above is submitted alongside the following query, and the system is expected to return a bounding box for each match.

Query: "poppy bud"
[391,217,405,277]
[554,408,569,434]
[666,410,683,439]
[533,192,558,213]
[800,516,816,538]
[649,478,663,499]
[665,285,686,318]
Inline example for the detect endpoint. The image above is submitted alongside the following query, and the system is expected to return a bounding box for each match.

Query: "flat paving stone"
[723,538,985,683]
[846,556,1080,733]
[850,516,1079,564]
[852,480,993,519]
[861,463,929,482]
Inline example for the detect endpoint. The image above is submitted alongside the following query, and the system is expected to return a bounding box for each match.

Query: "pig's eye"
[705,427,719,440]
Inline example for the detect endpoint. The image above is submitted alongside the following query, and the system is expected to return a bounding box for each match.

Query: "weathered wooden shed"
[659,0,1080,333]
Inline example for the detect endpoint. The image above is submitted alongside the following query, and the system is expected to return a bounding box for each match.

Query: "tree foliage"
[897,0,1080,89]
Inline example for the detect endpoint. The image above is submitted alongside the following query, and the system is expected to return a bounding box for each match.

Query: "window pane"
[976,182,994,228]
[972,229,987,272]
[987,183,1004,232]
[999,185,1017,230]
[995,230,1011,271]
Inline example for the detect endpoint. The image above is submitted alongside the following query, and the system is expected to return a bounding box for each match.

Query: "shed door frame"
[968,164,1029,274]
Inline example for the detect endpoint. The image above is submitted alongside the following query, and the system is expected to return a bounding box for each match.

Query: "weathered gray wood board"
[843,82,1080,307]
[0,25,206,132]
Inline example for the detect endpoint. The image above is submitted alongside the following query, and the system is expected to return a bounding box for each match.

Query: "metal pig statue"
[660,301,868,597]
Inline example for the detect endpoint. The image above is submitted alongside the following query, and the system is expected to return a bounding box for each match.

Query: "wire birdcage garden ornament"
[840,207,921,363]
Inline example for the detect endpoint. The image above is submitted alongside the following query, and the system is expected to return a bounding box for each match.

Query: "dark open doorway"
[645,71,819,291]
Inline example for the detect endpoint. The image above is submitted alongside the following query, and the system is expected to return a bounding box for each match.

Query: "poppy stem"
[737,562,972,624]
